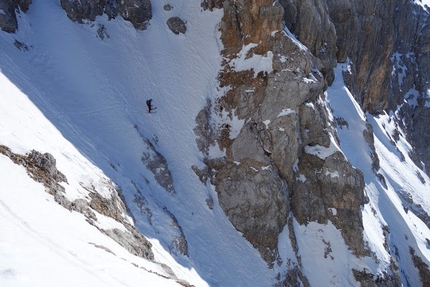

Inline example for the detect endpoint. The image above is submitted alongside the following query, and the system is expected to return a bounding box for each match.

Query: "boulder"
[211,157,288,264]
[166,17,186,34]
[163,4,173,11]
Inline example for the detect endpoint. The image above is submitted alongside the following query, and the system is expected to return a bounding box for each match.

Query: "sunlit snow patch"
[263,119,271,129]
[294,219,371,287]
[328,207,337,216]
[296,174,306,182]
[391,52,408,86]
[229,43,273,77]
[304,133,343,160]
[414,0,430,9]
[277,108,295,117]
[222,108,244,139]
[325,170,340,178]
[208,142,226,158]
[404,88,420,107]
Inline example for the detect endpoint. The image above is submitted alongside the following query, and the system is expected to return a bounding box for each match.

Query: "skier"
[146,99,153,113]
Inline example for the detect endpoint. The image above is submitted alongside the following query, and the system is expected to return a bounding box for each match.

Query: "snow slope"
[0,61,206,286]
[0,1,275,286]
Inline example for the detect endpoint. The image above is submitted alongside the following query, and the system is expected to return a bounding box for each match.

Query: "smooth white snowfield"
[1,1,430,287]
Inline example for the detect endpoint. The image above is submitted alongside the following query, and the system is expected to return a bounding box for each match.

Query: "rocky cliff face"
[390,2,430,175]
[288,0,430,173]
[197,0,430,284]
[197,0,367,269]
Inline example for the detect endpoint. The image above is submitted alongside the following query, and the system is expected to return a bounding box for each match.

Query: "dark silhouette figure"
[146,99,153,113]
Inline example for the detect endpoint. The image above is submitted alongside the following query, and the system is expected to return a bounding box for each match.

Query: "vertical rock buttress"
[196,0,367,269]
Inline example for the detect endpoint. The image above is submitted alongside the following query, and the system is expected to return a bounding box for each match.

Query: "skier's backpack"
[146,100,151,107]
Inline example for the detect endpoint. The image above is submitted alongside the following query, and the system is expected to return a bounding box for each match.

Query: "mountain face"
[1,0,430,286]
[202,0,430,285]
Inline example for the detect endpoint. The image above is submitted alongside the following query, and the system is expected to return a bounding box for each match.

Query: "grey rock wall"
[197,0,366,271]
